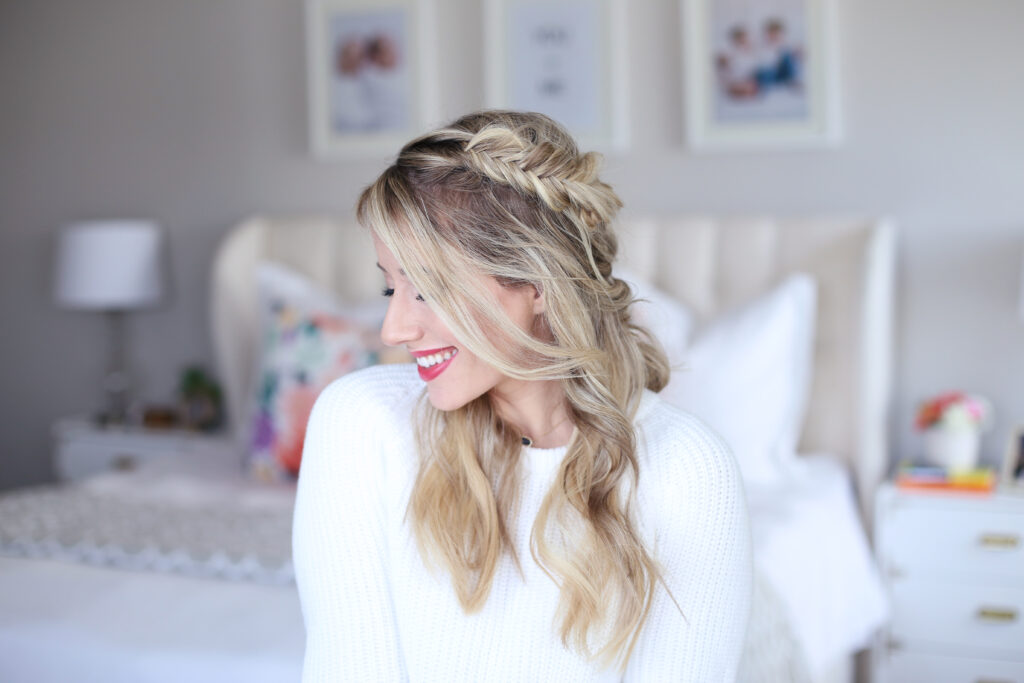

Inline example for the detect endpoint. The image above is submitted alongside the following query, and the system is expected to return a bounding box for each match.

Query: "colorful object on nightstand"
[915,392,989,430]
[915,391,992,470]
[179,366,223,432]
[895,462,996,495]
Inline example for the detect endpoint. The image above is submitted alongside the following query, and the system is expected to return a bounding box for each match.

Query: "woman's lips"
[412,347,457,382]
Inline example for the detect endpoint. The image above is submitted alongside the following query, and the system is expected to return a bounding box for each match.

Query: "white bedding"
[744,455,889,681]
[0,454,303,683]
[0,451,885,682]
[0,556,304,683]
[0,452,295,585]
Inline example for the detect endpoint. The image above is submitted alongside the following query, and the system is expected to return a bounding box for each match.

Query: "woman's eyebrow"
[376,262,407,276]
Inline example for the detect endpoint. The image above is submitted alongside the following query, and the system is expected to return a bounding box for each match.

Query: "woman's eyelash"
[381,287,425,302]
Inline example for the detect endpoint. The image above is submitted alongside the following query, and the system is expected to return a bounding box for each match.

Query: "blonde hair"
[357,111,671,669]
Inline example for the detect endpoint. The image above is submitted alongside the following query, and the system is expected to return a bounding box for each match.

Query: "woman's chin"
[424,388,464,412]
[425,384,489,413]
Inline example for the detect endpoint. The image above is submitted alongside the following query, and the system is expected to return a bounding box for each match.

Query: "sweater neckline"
[519,390,658,456]
[521,442,569,456]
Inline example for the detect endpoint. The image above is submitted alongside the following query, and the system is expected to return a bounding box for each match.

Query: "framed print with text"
[306,0,438,157]
[682,0,841,150]
[485,0,628,151]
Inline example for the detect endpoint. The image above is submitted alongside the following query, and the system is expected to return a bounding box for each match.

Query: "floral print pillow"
[249,263,385,481]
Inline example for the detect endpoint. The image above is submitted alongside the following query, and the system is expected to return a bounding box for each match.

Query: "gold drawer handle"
[978,533,1020,549]
[976,607,1018,623]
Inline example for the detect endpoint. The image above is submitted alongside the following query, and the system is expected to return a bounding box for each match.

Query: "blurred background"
[0,0,1022,492]
[2,2,1024,681]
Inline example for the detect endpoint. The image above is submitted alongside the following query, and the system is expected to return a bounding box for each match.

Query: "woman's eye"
[380,287,424,302]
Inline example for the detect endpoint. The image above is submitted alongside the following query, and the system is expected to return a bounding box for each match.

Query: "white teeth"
[416,349,456,368]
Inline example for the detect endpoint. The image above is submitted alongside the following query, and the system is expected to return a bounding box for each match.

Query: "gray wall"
[1,0,1022,490]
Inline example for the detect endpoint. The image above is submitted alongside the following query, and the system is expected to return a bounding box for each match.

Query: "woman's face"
[373,234,542,412]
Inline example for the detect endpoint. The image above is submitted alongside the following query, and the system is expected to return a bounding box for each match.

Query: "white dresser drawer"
[890,579,1024,658]
[884,650,1024,683]
[52,418,237,481]
[882,504,1024,584]
[884,651,1019,683]
[55,440,148,480]
[874,484,1024,683]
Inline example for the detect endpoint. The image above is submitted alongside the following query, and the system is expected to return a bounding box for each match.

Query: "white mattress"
[744,454,889,681]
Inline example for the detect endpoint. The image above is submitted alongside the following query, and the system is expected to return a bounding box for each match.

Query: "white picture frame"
[305,0,438,158]
[485,0,629,152]
[682,0,841,151]
[1003,425,1024,492]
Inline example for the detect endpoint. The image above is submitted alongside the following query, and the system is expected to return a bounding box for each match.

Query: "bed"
[0,214,895,682]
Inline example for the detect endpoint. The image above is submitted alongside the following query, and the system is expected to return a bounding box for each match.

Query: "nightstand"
[52,417,238,482]
[873,481,1024,682]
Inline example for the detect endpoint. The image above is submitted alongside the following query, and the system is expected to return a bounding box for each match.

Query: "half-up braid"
[357,110,671,671]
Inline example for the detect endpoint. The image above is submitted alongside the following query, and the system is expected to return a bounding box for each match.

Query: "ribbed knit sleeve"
[292,367,413,682]
[625,406,753,682]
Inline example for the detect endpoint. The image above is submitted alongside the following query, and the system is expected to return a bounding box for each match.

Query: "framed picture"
[682,0,841,150]
[305,0,438,157]
[485,0,628,151]
[1002,425,1024,491]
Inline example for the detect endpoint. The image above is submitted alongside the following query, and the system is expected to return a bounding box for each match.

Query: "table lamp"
[54,220,165,425]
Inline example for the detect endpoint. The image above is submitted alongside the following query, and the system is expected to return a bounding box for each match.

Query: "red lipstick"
[411,347,457,382]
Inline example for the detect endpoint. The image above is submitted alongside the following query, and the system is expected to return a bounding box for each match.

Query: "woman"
[293,111,751,681]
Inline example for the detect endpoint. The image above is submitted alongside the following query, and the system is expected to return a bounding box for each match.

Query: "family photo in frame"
[305,0,437,157]
[683,0,840,150]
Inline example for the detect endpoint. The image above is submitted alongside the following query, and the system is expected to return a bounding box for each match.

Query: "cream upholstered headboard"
[210,215,895,518]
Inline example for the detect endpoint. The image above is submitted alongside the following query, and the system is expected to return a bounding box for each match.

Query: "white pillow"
[659,274,818,486]
[616,267,693,370]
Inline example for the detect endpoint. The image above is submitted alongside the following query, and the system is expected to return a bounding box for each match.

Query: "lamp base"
[98,311,133,426]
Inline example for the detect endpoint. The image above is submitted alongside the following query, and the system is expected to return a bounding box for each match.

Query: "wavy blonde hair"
[357,111,671,669]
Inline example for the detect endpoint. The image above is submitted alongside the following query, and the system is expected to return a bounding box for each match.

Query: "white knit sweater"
[293,364,752,682]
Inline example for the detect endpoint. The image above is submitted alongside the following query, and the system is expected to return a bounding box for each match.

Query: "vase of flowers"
[916,392,991,470]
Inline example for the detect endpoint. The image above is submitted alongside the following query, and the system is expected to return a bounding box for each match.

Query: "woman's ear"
[531,284,546,315]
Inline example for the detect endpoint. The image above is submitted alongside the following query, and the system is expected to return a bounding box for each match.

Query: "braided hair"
[357,110,670,670]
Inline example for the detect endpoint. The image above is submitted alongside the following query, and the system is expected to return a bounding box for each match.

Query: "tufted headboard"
[210,215,895,519]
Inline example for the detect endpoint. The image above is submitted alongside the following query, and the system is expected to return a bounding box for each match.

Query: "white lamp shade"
[55,220,165,310]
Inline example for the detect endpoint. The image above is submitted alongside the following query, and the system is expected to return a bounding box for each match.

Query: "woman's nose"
[380,296,421,347]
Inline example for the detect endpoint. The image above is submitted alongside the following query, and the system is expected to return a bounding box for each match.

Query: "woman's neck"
[489,378,573,449]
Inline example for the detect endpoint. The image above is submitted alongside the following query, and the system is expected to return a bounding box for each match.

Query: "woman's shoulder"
[313,363,422,429]
[633,390,745,512]
[301,364,421,482]
[635,390,734,462]
[632,392,749,563]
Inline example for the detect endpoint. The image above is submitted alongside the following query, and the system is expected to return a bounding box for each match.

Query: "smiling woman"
[374,232,553,420]
[292,110,752,682]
